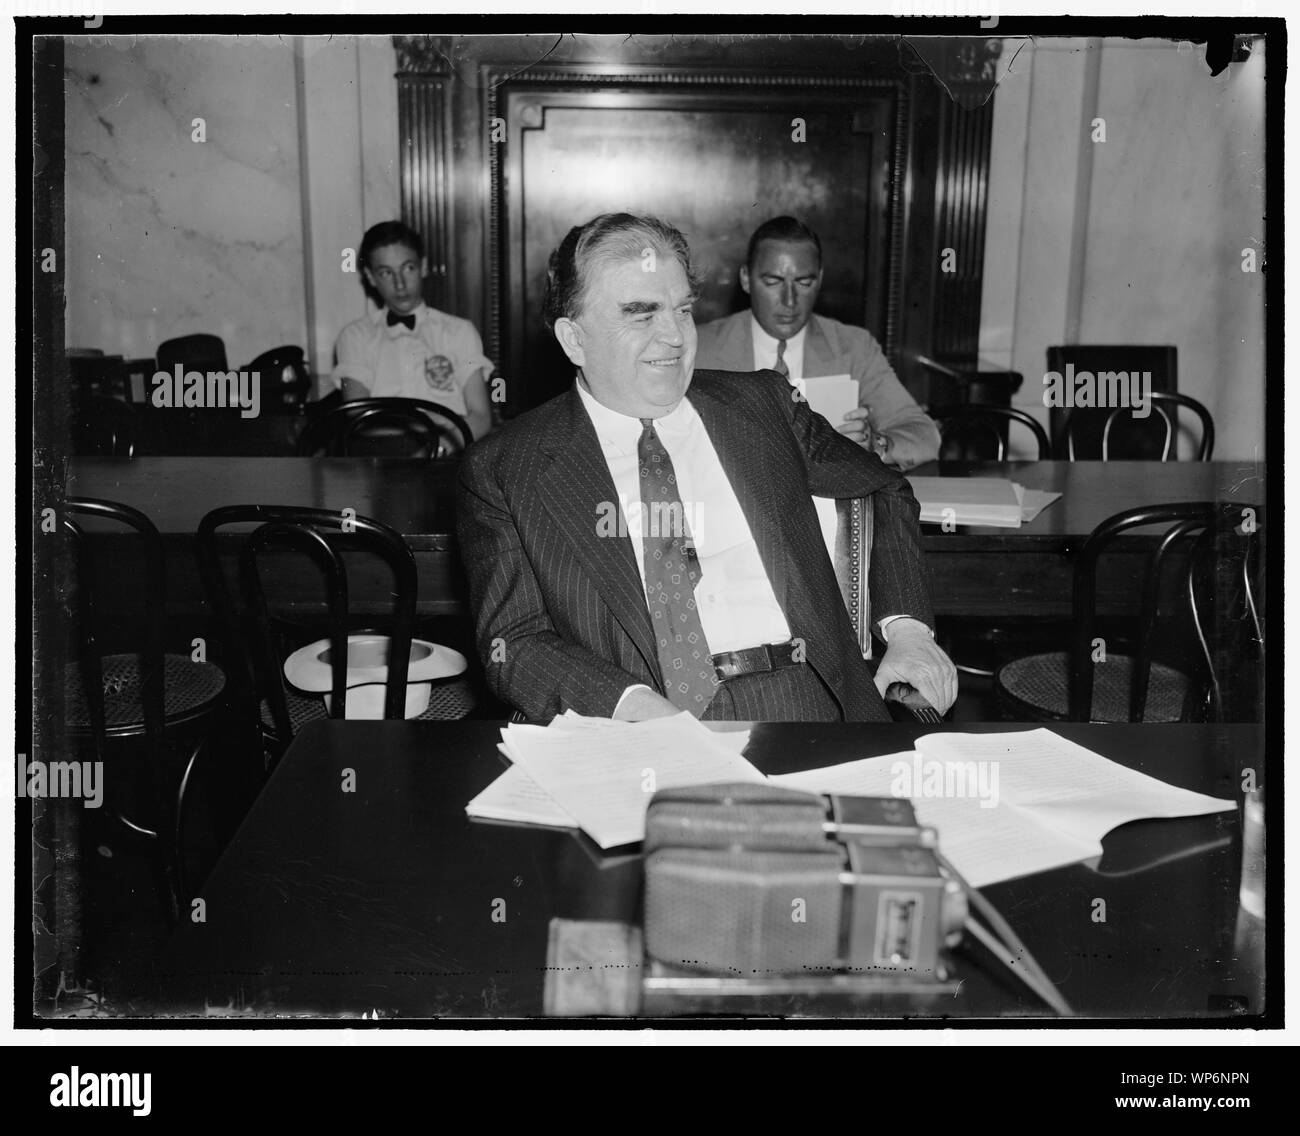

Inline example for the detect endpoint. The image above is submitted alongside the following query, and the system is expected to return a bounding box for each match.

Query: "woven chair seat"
[995,651,1193,723]
[65,654,226,733]
[262,677,478,732]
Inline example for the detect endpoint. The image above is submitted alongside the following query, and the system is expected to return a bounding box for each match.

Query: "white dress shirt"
[577,379,924,712]
[576,380,792,656]
[750,318,808,381]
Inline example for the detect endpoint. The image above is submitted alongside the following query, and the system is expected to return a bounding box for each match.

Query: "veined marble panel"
[64,35,307,364]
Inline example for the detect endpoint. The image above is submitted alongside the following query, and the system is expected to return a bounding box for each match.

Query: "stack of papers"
[770,728,1234,888]
[467,713,757,849]
[906,476,1062,528]
[792,373,859,427]
[468,722,1233,887]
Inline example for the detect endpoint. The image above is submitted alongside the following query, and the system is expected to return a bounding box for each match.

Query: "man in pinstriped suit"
[456,213,955,724]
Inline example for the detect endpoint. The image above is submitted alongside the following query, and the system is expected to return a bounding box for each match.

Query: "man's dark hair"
[544,213,698,330]
[745,216,823,270]
[358,221,424,306]
[360,220,425,268]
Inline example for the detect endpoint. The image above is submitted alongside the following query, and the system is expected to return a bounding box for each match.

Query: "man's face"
[555,253,697,419]
[740,238,823,340]
[364,242,424,315]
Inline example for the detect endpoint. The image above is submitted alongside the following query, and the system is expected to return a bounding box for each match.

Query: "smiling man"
[457,213,954,723]
[695,216,940,470]
[331,220,494,440]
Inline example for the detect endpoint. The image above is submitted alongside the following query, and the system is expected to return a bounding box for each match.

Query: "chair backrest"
[933,404,1051,461]
[1067,501,1262,722]
[62,497,167,747]
[296,397,473,458]
[62,497,181,919]
[72,395,138,458]
[1046,345,1178,459]
[195,505,419,756]
[1099,390,1215,462]
[156,333,228,377]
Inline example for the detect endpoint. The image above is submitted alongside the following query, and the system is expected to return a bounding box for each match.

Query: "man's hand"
[836,405,871,443]
[838,407,896,464]
[612,686,683,721]
[873,618,957,715]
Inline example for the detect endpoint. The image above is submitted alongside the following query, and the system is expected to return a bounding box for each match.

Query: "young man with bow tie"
[331,220,494,440]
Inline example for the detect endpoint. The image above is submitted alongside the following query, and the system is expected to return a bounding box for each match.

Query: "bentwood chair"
[196,505,477,768]
[1085,390,1216,462]
[296,397,473,458]
[933,404,1052,462]
[994,502,1263,723]
[1046,344,1179,459]
[61,498,228,920]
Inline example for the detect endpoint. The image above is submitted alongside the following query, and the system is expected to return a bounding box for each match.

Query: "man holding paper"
[457,213,956,724]
[695,216,940,472]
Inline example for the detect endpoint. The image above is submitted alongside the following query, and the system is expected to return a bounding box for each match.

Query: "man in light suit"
[457,214,955,723]
[695,216,941,471]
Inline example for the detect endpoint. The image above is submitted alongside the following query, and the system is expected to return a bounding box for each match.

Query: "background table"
[150,720,1264,1020]
[67,457,1264,619]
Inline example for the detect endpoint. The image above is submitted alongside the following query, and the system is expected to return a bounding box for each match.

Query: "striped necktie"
[637,418,720,716]
[773,338,789,378]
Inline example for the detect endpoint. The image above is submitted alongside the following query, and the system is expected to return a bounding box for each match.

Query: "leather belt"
[711,641,800,681]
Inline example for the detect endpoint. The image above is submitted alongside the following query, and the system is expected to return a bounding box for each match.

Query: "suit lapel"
[803,315,851,379]
[536,389,659,674]
[688,380,791,614]
[720,311,757,370]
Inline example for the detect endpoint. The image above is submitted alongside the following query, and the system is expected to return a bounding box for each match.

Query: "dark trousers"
[701,662,848,721]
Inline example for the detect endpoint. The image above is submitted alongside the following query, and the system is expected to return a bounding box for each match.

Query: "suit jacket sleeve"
[775,371,935,630]
[849,328,941,472]
[456,445,649,721]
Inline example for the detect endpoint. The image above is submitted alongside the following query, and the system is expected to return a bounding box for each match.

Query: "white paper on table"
[500,713,767,848]
[792,374,858,428]
[907,476,1023,528]
[770,728,1234,888]
[1015,485,1063,523]
[466,759,579,829]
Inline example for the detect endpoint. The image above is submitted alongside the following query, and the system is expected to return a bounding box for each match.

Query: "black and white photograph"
[15,7,1285,1068]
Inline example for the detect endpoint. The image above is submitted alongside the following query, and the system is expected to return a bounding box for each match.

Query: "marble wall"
[980,37,1267,461]
[64,34,399,378]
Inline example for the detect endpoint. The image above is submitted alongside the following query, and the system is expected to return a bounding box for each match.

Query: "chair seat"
[262,678,478,731]
[65,654,226,736]
[994,652,1194,723]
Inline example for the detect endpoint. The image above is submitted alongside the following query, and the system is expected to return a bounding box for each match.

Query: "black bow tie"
[387,310,416,331]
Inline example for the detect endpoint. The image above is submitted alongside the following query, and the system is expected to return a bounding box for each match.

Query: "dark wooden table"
[150,720,1264,1020]
[66,458,1263,617]
[910,459,1264,616]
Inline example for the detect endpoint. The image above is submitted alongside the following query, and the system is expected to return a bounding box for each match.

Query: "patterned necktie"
[773,337,789,378]
[387,310,416,331]
[638,419,720,716]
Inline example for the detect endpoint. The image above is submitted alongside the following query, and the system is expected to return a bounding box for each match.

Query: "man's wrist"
[877,615,933,642]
